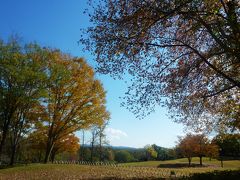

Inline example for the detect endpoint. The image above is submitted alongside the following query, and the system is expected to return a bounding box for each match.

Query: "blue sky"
[0,0,184,148]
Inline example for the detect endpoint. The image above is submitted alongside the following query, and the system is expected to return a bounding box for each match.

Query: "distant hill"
[82,144,144,151]
[81,144,139,150]
[109,146,139,150]
[82,145,166,151]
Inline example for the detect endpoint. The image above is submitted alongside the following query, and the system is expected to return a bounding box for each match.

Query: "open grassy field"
[120,157,240,169]
[0,158,239,179]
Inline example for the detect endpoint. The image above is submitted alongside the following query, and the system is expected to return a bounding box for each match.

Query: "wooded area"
[0,38,109,165]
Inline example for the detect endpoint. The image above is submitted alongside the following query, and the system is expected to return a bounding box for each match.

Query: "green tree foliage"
[152,144,176,160]
[79,147,92,161]
[79,146,115,162]
[213,133,240,158]
[0,37,47,164]
[115,150,134,163]
[105,149,115,162]
[131,149,146,161]
[144,145,157,160]
[81,0,240,132]
[0,36,109,165]
[186,170,240,180]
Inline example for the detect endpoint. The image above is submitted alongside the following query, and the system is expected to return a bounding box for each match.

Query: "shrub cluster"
[181,170,240,180]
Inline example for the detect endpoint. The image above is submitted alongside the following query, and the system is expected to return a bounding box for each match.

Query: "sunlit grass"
[1,164,175,179]
[0,158,239,179]
[120,157,240,169]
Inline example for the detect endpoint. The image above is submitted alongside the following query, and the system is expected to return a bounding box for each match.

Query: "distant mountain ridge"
[81,144,143,150]
[82,144,171,150]
[109,146,140,150]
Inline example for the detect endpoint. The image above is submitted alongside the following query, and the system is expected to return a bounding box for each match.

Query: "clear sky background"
[0,0,185,148]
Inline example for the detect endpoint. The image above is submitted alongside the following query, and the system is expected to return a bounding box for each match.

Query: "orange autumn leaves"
[178,134,219,166]
[40,50,110,162]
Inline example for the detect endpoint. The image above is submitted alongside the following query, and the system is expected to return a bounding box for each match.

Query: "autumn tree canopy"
[50,133,80,162]
[178,133,219,166]
[177,134,197,166]
[42,51,110,163]
[81,0,240,132]
[0,37,109,165]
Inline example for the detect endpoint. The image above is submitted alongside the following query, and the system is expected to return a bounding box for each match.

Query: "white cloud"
[105,128,128,140]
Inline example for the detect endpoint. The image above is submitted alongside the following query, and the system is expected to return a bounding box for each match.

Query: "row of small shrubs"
[180,170,240,180]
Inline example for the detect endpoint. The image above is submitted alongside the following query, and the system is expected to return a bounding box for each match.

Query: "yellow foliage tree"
[42,50,110,163]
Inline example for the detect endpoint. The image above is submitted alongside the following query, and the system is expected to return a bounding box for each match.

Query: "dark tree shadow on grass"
[157,163,217,168]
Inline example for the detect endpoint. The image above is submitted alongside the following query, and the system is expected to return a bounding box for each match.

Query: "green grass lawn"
[0,158,239,179]
[120,157,240,169]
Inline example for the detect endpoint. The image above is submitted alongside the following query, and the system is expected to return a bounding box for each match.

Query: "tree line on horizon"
[24,132,240,164]
[78,132,239,165]
[109,133,240,166]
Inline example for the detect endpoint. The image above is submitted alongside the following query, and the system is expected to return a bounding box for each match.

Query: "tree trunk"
[99,132,102,161]
[199,156,202,166]
[0,131,7,162]
[10,132,21,166]
[188,157,191,166]
[10,112,24,166]
[90,141,94,162]
[51,151,56,163]
[10,143,17,166]
[0,120,11,162]
[44,123,55,163]
[0,105,16,162]
[81,130,85,161]
[44,138,54,163]
[38,151,42,162]
[90,130,95,162]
